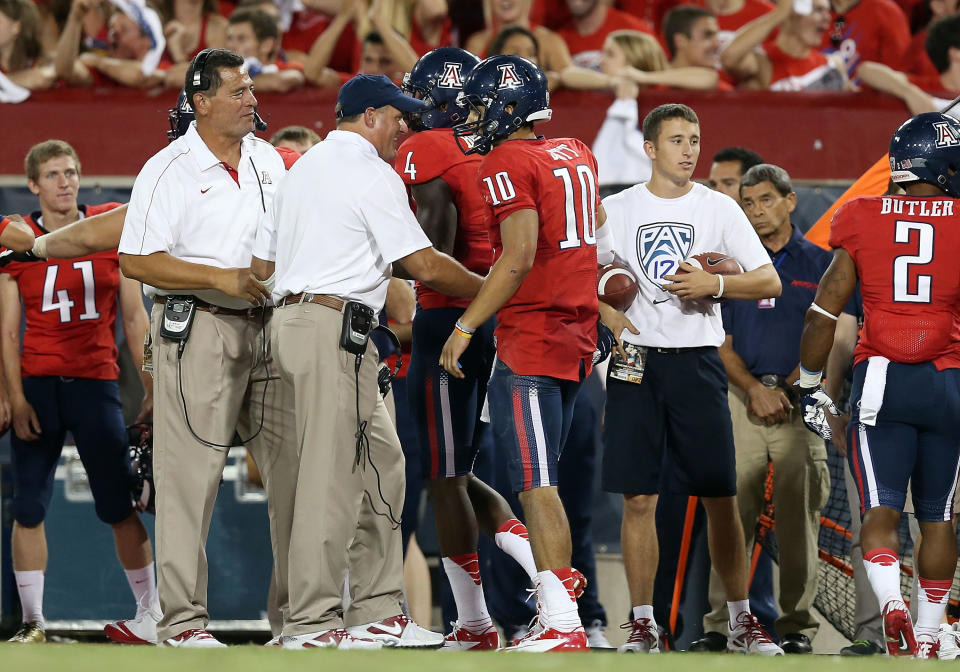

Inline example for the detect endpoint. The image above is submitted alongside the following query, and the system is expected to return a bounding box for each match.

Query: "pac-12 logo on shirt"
[498,64,523,88]
[934,121,960,148]
[438,62,464,88]
[636,223,693,285]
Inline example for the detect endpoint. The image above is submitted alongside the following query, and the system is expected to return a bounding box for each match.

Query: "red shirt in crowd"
[282,9,358,72]
[902,28,939,83]
[820,0,910,77]
[557,8,654,70]
[830,195,960,369]
[764,41,845,90]
[4,203,123,380]
[395,128,493,311]
[478,137,599,381]
[409,17,453,56]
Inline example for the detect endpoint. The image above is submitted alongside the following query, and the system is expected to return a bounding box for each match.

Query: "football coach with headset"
[118,48,298,648]
[250,74,484,649]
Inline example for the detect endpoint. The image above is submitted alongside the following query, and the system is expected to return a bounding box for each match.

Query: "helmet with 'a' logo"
[889,112,960,197]
[402,47,480,132]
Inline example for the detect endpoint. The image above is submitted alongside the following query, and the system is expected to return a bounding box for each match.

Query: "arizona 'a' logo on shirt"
[498,64,523,88]
[636,223,693,285]
[438,62,464,88]
[934,121,960,148]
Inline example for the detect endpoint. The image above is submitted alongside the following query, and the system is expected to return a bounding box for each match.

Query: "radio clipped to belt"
[160,295,197,355]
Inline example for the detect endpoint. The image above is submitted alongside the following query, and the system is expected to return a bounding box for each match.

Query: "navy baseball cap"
[336,74,429,118]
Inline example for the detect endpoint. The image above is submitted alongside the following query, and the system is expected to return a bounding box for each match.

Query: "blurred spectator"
[662,5,735,87]
[556,0,654,71]
[488,24,539,60]
[902,0,958,86]
[721,0,850,90]
[157,0,227,85]
[0,0,56,90]
[705,0,774,46]
[707,145,764,203]
[54,0,167,87]
[377,0,451,55]
[222,7,305,92]
[530,0,572,29]
[616,0,683,32]
[819,0,910,78]
[282,0,360,68]
[856,13,960,115]
[464,0,573,88]
[303,0,416,87]
[270,124,322,151]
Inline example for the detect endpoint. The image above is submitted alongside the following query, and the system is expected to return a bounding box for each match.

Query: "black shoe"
[780,633,812,654]
[840,639,885,656]
[688,631,727,652]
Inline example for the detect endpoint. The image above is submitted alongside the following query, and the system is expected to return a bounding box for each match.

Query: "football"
[598,261,639,312]
[682,252,743,276]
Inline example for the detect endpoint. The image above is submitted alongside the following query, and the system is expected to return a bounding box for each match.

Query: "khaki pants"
[151,305,298,642]
[274,302,405,636]
[702,386,830,639]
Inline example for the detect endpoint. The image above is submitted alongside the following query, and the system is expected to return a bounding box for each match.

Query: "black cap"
[336,74,429,118]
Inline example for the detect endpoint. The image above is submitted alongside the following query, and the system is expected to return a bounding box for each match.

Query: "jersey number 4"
[893,220,933,303]
[41,260,101,323]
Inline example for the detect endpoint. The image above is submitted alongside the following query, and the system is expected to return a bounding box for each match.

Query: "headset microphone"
[254,110,268,132]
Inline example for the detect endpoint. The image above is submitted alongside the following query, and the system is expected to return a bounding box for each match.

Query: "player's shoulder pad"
[395,130,458,185]
[273,145,302,171]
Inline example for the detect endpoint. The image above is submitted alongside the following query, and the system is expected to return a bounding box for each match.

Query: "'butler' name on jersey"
[478,137,600,381]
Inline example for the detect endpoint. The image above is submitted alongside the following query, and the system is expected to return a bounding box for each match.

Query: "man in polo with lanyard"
[251,74,483,649]
[119,48,298,648]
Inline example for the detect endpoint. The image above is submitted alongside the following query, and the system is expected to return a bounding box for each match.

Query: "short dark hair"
[712,146,765,175]
[363,30,385,47]
[270,125,322,147]
[925,14,960,74]
[740,163,793,196]
[662,5,714,59]
[489,25,540,57]
[642,103,699,144]
[184,48,245,112]
[229,7,279,44]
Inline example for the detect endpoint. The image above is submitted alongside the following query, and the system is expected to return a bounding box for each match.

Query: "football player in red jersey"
[440,54,601,652]
[1,140,157,645]
[799,112,960,659]
[397,47,543,651]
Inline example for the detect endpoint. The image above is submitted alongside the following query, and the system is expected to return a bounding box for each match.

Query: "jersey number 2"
[893,220,933,303]
[41,261,100,323]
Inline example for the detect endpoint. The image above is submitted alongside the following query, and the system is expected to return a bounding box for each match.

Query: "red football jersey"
[557,8,654,70]
[478,137,600,381]
[3,203,123,379]
[830,196,960,369]
[395,128,493,310]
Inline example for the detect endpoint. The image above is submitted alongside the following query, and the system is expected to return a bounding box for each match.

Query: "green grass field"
[0,646,936,672]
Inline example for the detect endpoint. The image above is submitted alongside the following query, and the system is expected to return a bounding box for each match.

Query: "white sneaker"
[161,629,227,648]
[585,620,612,649]
[939,624,960,660]
[281,628,382,650]
[105,609,160,645]
[617,617,659,653]
[264,635,281,647]
[727,613,783,656]
[347,614,443,648]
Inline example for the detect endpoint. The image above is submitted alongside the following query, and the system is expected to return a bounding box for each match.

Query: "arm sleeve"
[361,169,433,265]
[118,155,183,256]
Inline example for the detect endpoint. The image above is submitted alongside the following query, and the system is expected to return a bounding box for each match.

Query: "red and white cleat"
[617,618,659,653]
[882,601,917,656]
[347,614,443,648]
[504,625,588,652]
[281,628,382,650]
[161,629,226,648]
[727,613,783,656]
[105,610,160,645]
[915,633,939,659]
[440,622,500,650]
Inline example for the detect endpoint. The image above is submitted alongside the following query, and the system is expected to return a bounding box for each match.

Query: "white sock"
[495,519,538,580]
[727,599,750,631]
[15,570,44,627]
[442,554,493,632]
[917,577,952,636]
[864,548,904,610]
[536,570,581,631]
[124,563,159,617]
[632,604,655,624]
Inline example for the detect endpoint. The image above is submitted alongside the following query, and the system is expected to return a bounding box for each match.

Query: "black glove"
[0,248,40,268]
[593,320,615,365]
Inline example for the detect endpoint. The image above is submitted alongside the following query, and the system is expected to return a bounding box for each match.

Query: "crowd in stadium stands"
[1,0,959,106]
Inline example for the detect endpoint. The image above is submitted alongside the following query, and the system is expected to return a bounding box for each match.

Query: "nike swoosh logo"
[705,257,725,266]
[201,187,212,194]
[371,622,404,636]
[653,299,670,304]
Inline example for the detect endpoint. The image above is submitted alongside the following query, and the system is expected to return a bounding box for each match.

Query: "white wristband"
[712,274,724,299]
[799,367,823,388]
[809,302,838,321]
[32,235,47,259]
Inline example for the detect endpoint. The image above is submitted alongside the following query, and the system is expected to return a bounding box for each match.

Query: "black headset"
[190,49,268,132]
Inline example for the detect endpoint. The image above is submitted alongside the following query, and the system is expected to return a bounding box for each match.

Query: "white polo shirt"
[600,182,770,348]
[119,122,284,309]
[254,129,432,314]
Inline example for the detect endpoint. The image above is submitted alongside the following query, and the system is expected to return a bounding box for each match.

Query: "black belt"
[650,345,713,354]
[153,295,269,317]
